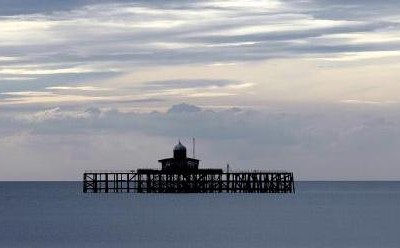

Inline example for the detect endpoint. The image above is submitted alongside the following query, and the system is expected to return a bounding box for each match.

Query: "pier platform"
[83,170,295,193]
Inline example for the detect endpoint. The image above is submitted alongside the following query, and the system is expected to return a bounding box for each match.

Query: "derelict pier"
[83,142,295,193]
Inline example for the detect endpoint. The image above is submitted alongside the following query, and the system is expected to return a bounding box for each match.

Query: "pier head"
[83,141,295,193]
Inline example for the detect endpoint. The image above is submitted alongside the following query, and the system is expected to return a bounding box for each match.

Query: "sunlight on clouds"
[200,0,284,10]
[186,92,237,97]
[151,41,260,50]
[0,76,36,81]
[134,78,254,100]
[122,6,226,21]
[150,42,202,49]
[73,18,187,29]
[208,19,360,36]
[46,86,112,91]
[227,83,254,89]
[319,32,400,44]
[208,62,241,66]
[0,93,148,105]
[205,41,261,47]
[0,19,59,45]
[304,31,400,48]
[137,87,243,99]
[341,99,398,105]
[1,91,55,97]
[3,81,250,105]
[0,19,53,31]
[76,5,222,29]
[0,57,21,62]
[317,51,400,62]
[0,67,114,75]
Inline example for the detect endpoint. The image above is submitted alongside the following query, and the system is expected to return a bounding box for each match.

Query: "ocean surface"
[1,181,400,248]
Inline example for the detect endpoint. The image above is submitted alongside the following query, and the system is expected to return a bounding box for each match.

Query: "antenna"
[192,137,195,158]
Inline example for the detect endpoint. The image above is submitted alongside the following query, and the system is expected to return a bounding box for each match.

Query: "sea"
[1,181,399,248]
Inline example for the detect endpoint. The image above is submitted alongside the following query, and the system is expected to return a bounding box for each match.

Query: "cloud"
[341,99,398,105]
[21,107,100,123]
[6,103,399,148]
[0,94,163,106]
[45,86,112,91]
[138,79,239,90]
[1,0,400,92]
[134,79,250,98]
[1,102,400,180]
[1,91,54,97]
[1,1,400,180]
[0,77,251,105]
[167,103,202,113]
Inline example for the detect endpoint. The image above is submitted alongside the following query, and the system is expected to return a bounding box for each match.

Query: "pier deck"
[83,170,295,193]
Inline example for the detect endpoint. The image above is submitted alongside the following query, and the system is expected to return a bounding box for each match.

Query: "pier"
[83,141,295,193]
[83,170,295,193]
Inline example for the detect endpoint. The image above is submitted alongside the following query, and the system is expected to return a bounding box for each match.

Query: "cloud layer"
[1,0,400,105]
[1,1,400,180]
[1,103,400,180]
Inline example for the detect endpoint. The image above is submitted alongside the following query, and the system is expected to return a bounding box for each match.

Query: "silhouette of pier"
[83,142,295,193]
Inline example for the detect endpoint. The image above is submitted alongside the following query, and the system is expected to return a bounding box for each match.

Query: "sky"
[1,0,400,180]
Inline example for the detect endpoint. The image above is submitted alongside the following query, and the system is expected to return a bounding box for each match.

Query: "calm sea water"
[1,181,399,248]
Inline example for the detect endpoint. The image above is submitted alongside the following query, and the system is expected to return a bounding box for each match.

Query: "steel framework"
[83,170,295,193]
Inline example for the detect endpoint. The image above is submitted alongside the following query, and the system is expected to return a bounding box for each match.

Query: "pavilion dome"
[174,141,186,151]
[173,141,187,159]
